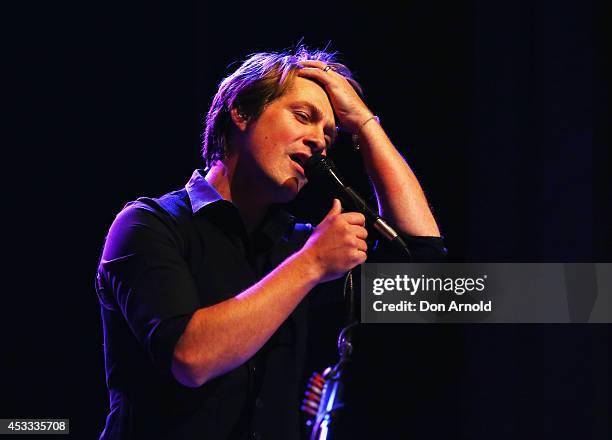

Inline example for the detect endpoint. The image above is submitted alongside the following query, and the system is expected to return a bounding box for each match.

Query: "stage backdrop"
[5,0,609,438]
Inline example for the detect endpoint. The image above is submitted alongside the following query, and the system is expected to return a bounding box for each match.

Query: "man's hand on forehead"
[297,60,374,134]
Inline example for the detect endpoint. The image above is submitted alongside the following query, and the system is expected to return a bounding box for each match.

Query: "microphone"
[304,153,411,257]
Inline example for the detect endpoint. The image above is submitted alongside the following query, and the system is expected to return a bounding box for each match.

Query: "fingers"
[319,199,368,257]
[342,212,366,226]
[348,234,368,263]
[297,67,333,86]
[353,243,368,265]
[322,201,368,227]
[298,60,337,72]
[350,224,368,240]
[355,237,368,253]
[322,198,342,220]
[297,60,340,85]
[330,210,367,239]
[297,60,370,133]
[344,223,368,255]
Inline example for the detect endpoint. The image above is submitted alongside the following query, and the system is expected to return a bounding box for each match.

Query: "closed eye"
[295,111,310,122]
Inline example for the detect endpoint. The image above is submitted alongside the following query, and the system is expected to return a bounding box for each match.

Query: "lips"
[289,153,307,166]
[289,153,308,177]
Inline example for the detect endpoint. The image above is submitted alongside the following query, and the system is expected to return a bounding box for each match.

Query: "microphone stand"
[309,270,358,440]
[304,154,409,438]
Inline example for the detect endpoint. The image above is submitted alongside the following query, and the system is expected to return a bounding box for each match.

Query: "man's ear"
[230,107,249,131]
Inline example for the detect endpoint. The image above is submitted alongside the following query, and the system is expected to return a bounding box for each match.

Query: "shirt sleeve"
[368,233,447,263]
[98,201,201,376]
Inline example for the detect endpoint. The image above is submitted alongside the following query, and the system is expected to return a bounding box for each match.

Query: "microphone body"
[304,154,411,257]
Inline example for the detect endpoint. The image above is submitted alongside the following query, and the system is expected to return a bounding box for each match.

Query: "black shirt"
[96,169,446,440]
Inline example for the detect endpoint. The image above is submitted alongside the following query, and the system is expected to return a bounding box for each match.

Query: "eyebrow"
[292,101,338,145]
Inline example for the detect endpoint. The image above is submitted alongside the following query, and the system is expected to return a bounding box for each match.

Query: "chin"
[277,177,302,201]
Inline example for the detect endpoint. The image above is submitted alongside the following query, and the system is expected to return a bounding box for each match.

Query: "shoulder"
[111,188,192,232]
[103,189,192,259]
[127,188,192,224]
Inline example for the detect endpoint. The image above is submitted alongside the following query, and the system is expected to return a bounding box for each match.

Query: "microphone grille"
[303,153,337,181]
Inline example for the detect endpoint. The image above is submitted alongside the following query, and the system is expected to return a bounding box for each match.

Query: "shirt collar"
[185,169,224,213]
[185,169,297,244]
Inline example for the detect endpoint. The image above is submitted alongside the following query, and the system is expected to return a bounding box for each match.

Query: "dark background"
[5,0,610,438]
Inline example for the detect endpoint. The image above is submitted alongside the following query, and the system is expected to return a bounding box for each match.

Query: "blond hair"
[202,46,362,166]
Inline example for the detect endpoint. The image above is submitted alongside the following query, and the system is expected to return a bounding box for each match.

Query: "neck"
[205,160,269,234]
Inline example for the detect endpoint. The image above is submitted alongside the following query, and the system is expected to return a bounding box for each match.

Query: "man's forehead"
[284,78,331,107]
[283,77,335,121]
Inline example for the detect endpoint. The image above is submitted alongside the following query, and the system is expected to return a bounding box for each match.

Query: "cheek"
[261,130,289,154]
[273,115,300,140]
[248,115,297,159]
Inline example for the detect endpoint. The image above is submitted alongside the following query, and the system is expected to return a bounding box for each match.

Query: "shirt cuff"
[149,313,194,378]
[371,234,447,262]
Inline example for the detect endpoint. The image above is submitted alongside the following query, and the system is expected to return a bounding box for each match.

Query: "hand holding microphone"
[301,198,368,283]
[304,153,411,257]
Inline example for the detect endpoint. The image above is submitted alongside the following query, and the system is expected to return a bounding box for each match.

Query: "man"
[96,46,445,439]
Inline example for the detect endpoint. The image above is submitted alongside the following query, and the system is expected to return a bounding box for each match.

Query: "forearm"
[357,119,441,237]
[294,62,440,237]
[171,249,320,387]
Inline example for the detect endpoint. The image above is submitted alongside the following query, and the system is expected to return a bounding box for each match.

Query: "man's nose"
[304,130,327,155]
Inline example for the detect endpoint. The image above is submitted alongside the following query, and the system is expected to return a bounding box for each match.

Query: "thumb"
[323,198,342,220]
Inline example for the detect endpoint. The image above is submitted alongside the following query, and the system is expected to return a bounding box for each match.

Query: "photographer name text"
[371,275,492,313]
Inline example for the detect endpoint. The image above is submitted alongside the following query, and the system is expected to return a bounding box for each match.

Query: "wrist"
[352,115,380,150]
[293,247,325,285]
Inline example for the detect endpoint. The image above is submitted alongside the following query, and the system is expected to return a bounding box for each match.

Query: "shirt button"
[251,432,262,440]
[255,397,264,408]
